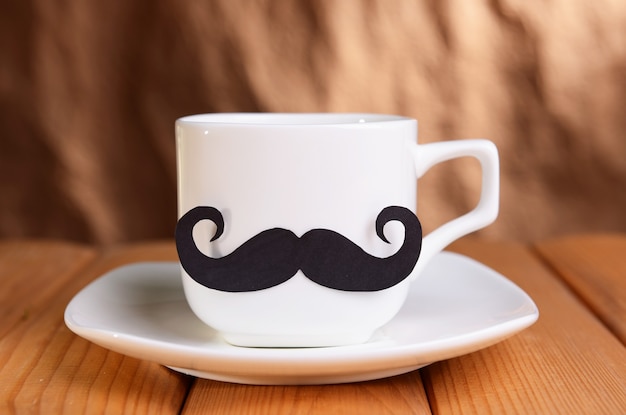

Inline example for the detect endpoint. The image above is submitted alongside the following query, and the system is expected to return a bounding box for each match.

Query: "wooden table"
[1,234,625,414]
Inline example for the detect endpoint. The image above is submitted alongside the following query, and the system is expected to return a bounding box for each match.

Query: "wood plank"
[0,240,96,339]
[4,237,625,413]
[182,371,431,415]
[535,233,626,344]
[0,240,191,415]
[420,239,626,415]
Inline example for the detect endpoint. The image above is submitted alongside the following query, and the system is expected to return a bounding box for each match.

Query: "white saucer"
[64,252,538,385]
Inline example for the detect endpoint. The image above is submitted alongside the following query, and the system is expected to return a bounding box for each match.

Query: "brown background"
[1,0,625,245]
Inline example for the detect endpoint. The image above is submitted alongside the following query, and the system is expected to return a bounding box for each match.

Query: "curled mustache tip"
[376,205,421,245]
[207,207,224,242]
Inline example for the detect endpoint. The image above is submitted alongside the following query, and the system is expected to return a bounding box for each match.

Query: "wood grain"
[420,239,626,414]
[0,240,190,415]
[0,240,96,339]
[535,233,626,344]
[2,237,625,414]
[182,371,430,415]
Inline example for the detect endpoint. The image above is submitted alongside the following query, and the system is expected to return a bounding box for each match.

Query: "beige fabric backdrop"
[1,0,625,245]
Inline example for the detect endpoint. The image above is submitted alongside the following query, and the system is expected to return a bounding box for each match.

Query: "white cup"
[175,113,499,347]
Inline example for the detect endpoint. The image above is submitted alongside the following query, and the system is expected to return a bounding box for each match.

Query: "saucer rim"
[64,252,539,384]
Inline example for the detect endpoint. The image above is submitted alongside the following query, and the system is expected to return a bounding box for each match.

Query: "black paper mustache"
[175,206,422,292]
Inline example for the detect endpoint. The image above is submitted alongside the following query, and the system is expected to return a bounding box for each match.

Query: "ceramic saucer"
[64,252,538,385]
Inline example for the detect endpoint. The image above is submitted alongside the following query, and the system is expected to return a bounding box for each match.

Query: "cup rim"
[176,113,414,126]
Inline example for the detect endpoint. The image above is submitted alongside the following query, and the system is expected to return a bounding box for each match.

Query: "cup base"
[221,331,374,348]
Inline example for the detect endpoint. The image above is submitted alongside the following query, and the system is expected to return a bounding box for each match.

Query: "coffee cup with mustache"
[175,113,499,347]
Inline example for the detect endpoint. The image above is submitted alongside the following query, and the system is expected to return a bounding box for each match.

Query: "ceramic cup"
[175,113,499,347]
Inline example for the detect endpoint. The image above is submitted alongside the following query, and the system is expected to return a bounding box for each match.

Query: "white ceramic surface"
[64,252,538,385]
[176,113,500,347]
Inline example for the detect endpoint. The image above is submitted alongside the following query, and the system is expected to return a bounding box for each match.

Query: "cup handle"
[410,139,499,278]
